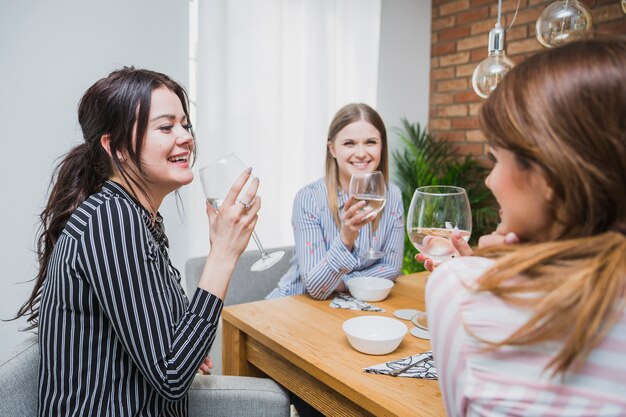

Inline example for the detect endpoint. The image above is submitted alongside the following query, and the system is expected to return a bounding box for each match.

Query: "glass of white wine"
[199,153,285,272]
[405,185,472,332]
[349,171,387,260]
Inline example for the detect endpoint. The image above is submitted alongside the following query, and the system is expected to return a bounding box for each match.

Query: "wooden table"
[222,273,445,417]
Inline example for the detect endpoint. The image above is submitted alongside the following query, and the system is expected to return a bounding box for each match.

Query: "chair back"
[0,335,39,417]
[184,246,294,306]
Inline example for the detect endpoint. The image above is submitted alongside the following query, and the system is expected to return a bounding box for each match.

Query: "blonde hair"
[324,103,389,229]
[475,38,626,375]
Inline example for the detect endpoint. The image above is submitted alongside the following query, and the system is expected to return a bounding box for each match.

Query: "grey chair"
[1,329,290,417]
[184,245,294,375]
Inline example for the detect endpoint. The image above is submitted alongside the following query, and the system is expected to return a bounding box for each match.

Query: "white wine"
[408,227,470,261]
[354,194,386,218]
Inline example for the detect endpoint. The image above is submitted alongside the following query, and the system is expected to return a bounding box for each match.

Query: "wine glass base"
[410,327,430,340]
[250,250,285,272]
[360,249,385,260]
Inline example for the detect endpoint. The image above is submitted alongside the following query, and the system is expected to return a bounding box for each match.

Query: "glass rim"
[415,185,467,196]
[199,152,240,173]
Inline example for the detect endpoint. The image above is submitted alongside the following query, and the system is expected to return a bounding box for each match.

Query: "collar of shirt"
[102,180,169,248]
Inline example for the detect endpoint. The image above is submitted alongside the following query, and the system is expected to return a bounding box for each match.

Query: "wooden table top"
[222,272,445,417]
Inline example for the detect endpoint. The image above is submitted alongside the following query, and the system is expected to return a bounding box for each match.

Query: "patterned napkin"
[329,293,385,312]
[364,351,438,379]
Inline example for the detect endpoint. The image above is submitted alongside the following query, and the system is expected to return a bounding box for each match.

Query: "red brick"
[458,34,488,51]
[528,0,549,5]
[432,42,456,56]
[490,0,527,16]
[507,25,527,41]
[431,67,455,80]
[438,78,469,92]
[431,57,440,69]
[432,15,456,31]
[440,51,471,66]
[456,63,476,77]
[429,118,452,130]
[438,132,467,142]
[456,7,490,24]
[509,7,541,25]
[454,142,484,156]
[470,48,488,62]
[454,90,482,103]
[592,4,623,23]
[431,92,454,105]
[598,19,626,34]
[437,104,468,117]
[466,129,486,142]
[440,0,470,16]
[508,37,542,56]
[469,102,483,116]
[452,117,480,129]
[471,0,495,6]
[439,26,472,41]
[471,19,497,35]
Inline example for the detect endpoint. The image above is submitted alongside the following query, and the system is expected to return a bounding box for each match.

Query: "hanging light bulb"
[622,0,626,15]
[472,25,515,99]
[535,0,592,48]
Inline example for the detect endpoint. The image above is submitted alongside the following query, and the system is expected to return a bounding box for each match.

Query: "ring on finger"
[238,199,251,210]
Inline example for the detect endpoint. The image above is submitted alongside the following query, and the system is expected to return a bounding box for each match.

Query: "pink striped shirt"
[427,256,626,417]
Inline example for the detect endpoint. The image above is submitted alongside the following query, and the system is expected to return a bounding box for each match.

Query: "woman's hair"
[475,38,626,375]
[324,103,389,228]
[15,67,196,329]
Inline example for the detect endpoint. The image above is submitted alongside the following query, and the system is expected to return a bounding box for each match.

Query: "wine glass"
[348,171,387,260]
[199,153,285,272]
[405,185,472,331]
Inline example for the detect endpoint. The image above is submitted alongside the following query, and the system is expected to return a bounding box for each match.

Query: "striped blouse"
[427,256,626,417]
[38,180,223,417]
[266,178,404,300]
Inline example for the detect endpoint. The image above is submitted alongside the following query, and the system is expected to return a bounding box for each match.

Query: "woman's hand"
[206,169,260,262]
[415,229,519,272]
[197,355,213,375]
[340,196,375,250]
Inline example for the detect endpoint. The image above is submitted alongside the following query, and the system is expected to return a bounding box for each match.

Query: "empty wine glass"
[405,185,472,331]
[199,153,284,272]
[349,171,387,260]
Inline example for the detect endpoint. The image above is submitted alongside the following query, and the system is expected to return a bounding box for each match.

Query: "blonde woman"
[427,38,626,416]
[267,103,404,300]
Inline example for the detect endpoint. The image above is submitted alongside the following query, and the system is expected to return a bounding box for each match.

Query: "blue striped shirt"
[38,180,223,417]
[266,178,404,300]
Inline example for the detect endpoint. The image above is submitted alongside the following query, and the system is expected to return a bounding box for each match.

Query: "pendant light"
[471,0,515,99]
[535,0,592,48]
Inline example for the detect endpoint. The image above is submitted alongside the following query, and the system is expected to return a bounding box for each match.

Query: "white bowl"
[346,277,394,302]
[342,316,407,355]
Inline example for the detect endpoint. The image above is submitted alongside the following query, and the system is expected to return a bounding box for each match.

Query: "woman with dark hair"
[266,103,404,300]
[15,67,261,416]
[427,38,626,416]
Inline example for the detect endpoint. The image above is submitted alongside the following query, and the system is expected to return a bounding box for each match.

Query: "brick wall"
[429,0,626,158]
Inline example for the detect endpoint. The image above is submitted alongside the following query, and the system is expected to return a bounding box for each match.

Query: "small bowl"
[342,316,407,355]
[346,277,394,302]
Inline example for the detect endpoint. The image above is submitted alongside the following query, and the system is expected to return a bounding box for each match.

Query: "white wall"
[377,0,432,157]
[0,0,431,355]
[0,0,189,354]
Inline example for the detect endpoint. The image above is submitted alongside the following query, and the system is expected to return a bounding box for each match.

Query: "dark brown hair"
[475,38,626,375]
[15,67,196,329]
[324,103,389,228]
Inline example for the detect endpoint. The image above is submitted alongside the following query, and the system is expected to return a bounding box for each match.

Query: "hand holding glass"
[349,171,387,260]
[199,153,285,272]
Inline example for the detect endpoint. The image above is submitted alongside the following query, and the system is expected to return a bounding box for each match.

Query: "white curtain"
[187,0,382,258]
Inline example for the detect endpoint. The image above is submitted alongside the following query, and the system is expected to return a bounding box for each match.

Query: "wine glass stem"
[251,231,269,258]
[368,220,374,253]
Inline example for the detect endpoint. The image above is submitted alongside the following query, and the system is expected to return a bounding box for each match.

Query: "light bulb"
[472,26,515,99]
[622,0,626,15]
[535,0,592,48]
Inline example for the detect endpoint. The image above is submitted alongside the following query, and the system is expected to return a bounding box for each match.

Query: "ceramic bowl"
[342,316,407,355]
[346,277,394,302]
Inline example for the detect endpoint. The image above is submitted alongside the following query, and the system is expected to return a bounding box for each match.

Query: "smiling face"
[485,146,557,242]
[140,87,194,200]
[328,120,382,192]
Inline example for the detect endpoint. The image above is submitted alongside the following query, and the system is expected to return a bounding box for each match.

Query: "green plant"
[392,118,499,274]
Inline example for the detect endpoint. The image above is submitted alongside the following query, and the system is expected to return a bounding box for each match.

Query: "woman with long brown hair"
[427,38,626,416]
[15,67,265,416]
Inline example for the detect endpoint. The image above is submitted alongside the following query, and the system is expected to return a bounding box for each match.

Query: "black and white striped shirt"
[38,180,222,417]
